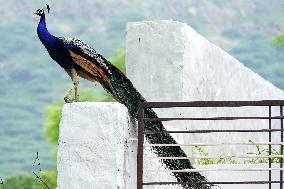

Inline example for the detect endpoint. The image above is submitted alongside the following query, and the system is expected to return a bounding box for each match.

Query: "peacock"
[35,5,212,189]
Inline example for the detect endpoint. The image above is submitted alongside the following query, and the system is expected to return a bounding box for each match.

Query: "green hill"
[0,0,284,177]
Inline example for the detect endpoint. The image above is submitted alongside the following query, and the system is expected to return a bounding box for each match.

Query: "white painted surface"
[126,20,284,158]
[126,20,284,102]
[57,102,182,189]
[57,103,131,189]
[199,164,281,189]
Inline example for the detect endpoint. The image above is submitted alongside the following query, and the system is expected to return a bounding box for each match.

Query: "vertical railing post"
[269,106,272,189]
[280,105,283,189]
[137,102,145,189]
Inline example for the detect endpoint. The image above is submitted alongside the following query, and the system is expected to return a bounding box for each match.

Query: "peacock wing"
[58,37,120,100]
[67,49,109,81]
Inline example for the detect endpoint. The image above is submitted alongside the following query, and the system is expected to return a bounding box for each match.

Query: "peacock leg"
[64,68,80,103]
[73,80,79,102]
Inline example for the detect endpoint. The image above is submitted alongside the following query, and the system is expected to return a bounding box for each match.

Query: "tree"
[272,34,284,46]
[4,171,57,189]
[110,48,126,74]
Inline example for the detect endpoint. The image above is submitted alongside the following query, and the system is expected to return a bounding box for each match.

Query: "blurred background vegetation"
[0,0,284,188]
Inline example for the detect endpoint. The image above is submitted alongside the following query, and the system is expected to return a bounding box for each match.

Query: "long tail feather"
[108,64,212,189]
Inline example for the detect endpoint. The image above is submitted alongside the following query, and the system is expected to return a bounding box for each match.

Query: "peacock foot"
[64,88,74,103]
[64,96,73,103]
[64,88,80,103]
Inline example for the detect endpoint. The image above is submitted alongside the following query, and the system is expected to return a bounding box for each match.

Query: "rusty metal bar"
[146,155,284,160]
[137,103,145,189]
[144,142,284,147]
[281,106,283,189]
[143,181,284,185]
[136,101,284,189]
[269,106,272,189]
[143,129,284,134]
[141,100,284,108]
[147,168,284,173]
[145,116,284,121]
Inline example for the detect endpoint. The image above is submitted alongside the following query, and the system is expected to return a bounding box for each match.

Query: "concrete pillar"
[126,20,284,102]
[57,103,133,189]
[126,20,284,157]
[57,102,182,189]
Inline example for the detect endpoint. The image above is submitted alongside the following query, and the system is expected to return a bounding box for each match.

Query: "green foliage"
[194,146,238,165]
[194,146,215,165]
[4,175,34,189]
[272,35,284,46]
[3,171,56,189]
[194,140,284,165]
[245,139,284,164]
[44,103,63,146]
[110,48,126,74]
[37,171,57,189]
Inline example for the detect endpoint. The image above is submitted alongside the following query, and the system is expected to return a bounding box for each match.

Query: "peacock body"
[35,7,211,189]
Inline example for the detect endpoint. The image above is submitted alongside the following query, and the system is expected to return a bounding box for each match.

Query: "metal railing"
[137,100,284,189]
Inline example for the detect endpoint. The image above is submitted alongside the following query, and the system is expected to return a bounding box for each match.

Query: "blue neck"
[37,15,56,47]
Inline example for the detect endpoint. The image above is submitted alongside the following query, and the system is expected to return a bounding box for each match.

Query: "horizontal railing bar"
[143,181,284,185]
[143,129,284,134]
[145,116,284,121]
[144,142,284,147]
[147,168,284,172]
[145,155,284,159]
[138,101,284,188]
[141,100,284,108]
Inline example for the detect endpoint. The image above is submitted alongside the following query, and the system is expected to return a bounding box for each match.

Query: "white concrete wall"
[126,20,284,158]
[126,20,284,102]
[57,102,182,189]
[57,103,132,189]
[198,164,281,189]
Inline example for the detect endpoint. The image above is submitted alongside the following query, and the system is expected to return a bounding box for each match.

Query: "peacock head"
[34,9,45,17]
[34,4,50,17]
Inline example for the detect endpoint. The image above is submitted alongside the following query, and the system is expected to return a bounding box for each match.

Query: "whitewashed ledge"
[57,102,182,189]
